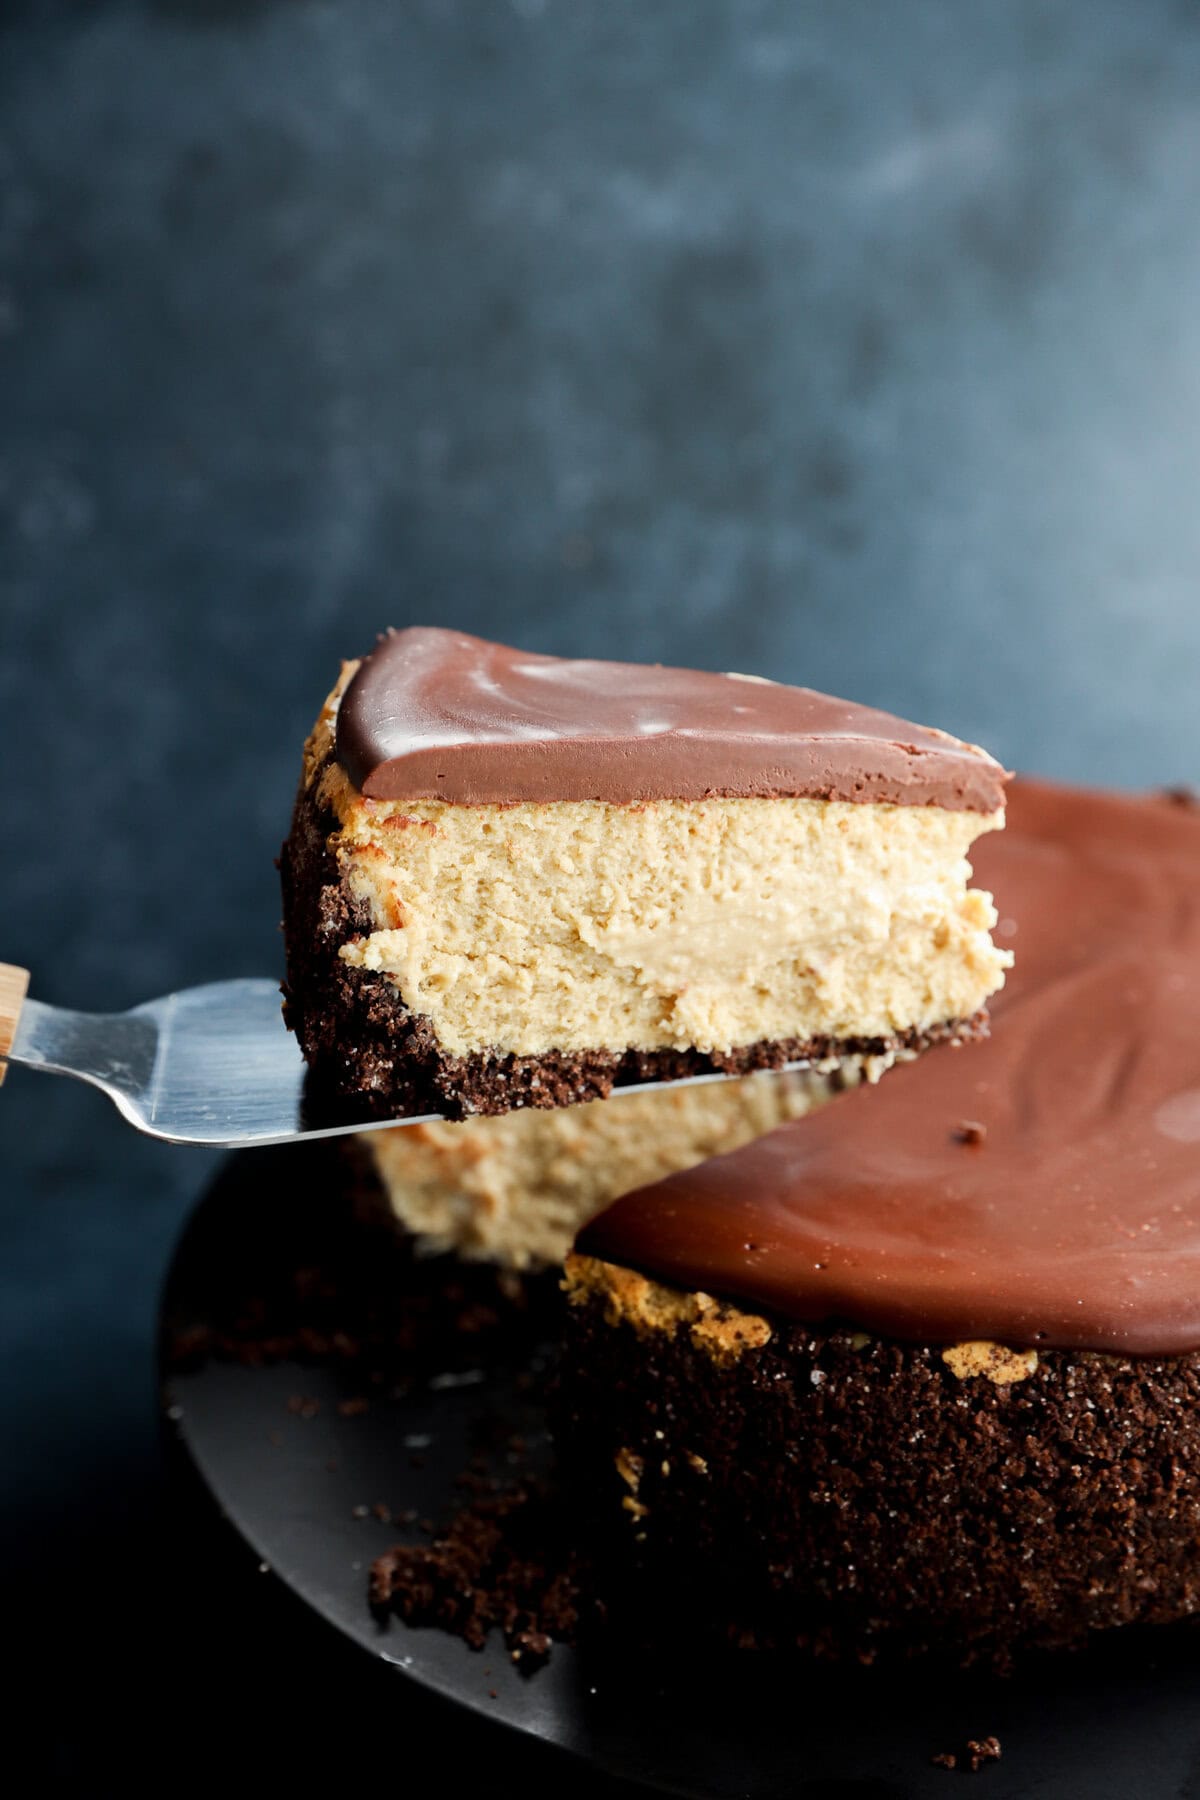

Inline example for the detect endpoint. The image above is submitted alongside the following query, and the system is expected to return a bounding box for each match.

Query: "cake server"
[0,962,813,1149]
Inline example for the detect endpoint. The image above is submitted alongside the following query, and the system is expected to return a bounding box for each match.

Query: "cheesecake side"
[559,1253,1200,1664]
[363,1068,833,1269]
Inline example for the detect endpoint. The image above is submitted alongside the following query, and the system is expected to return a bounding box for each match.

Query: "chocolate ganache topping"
[336,627,1007,809]
[578,780,1200,1355]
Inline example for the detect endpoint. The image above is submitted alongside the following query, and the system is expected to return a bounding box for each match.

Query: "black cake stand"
[160,1147,1200,1799]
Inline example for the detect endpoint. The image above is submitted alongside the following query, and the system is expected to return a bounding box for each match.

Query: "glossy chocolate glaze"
[578,781,1200,1354]
[336,627,1006,809]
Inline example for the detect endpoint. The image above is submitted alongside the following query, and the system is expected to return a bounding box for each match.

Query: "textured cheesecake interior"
[364,1069,829,1269]
[306,673,1009,1061]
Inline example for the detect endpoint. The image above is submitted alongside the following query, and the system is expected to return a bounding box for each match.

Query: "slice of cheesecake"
[281,626,1010,1119]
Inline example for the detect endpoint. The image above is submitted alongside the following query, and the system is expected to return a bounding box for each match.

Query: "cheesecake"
[281,627,1010,1119]
[362,1068,835,1270]
[560,780,1200,1663]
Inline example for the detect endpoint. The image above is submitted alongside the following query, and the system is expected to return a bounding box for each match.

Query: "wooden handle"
[0,964,30,1087]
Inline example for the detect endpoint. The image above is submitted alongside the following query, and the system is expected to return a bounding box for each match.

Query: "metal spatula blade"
[0,964,802,1149]
[3,972,398,1148]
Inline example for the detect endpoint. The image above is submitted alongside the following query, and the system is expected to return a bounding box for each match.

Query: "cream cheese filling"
[364,1068,828,1269]
[306,670,1010,1060]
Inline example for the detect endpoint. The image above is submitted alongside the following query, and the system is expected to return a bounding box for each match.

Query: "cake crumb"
[951,1120,987,1146]
[615,1446,644,1494]
[942,1340,1037,1385]
[933,1736,1002,1774]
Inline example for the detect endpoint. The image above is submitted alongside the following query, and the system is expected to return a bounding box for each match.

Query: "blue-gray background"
[4,0,1200,1783]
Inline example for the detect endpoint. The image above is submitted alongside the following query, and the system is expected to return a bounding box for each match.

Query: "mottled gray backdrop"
[3,0,1200,1766]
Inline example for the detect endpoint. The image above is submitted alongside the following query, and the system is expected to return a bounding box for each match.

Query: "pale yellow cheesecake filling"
[306,671,1010,1060]
[364,1068,832,1269]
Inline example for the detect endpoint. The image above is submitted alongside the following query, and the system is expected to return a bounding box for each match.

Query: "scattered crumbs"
[951,1120,987,1147]
[396,1506,420,1527]
[338,1397,370,1418]
[403,1432,432,1450]
[933,1736,1002,1774]
[370,1483,590,1669]
[488,1689,498,1699]
[352,1504,370,1520]
[286,1393,320,1419]
[966,1738,1002,1773]
[372,1501,392,1523]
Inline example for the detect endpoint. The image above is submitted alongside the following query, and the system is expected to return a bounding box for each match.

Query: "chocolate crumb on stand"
[951,1119,987,1146]
[932,1736,1002,1773]
[369,1484,590,1668]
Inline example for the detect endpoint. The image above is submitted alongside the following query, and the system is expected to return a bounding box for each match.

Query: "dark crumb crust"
[557,1277,1200,1667]
[369,1483,588,1668]
[279,759,988,1121]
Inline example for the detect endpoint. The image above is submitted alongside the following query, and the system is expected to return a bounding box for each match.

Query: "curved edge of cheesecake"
[559,1253,1200,1664]
[281,644,1008,1121]
[361,1067,836,1268]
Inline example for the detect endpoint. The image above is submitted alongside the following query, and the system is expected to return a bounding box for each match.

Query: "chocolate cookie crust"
[558,1261,1200,1665]
[280,761,987,1121]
